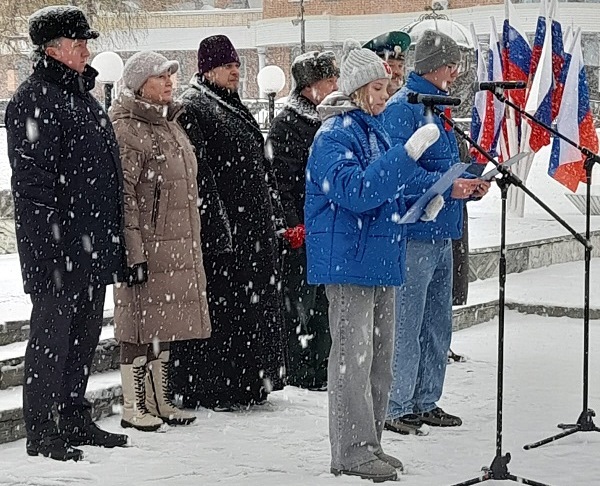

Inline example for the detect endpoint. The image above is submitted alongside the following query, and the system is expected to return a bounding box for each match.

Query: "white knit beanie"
[339,39,392,96]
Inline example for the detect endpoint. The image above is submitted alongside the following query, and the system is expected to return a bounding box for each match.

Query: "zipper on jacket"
[151,178,163,228]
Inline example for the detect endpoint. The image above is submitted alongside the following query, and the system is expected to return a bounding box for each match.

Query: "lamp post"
[256,65,286,128]
[91,51,124,111]
[291,0,306,54]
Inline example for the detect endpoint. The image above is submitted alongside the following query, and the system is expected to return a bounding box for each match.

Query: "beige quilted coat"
[110,90,211,344]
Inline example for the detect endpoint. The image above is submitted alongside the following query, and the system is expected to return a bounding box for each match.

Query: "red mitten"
[283,224,305,249]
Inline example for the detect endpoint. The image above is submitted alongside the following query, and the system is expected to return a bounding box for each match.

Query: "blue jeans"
[387,239,453,419]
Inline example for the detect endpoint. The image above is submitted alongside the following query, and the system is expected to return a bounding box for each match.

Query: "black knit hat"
[291,51,339,90]
[29,6,99,46]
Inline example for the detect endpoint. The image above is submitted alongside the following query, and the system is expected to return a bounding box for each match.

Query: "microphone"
[475,81,527,91]
[407,92,462,106]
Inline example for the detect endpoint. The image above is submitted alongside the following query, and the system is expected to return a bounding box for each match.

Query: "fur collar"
[285,90,319,122]
[189,74,262,136]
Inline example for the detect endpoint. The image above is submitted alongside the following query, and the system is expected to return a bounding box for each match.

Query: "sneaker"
[375,451,404,472]
[417,407,462,427]
[331,458,397,483]
[26,434,84,462]
[384,414,428,435]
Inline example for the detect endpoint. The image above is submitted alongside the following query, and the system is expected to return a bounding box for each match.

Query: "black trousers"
[23,285,105,439]
[452,205,470,306]
[282,247,330,389]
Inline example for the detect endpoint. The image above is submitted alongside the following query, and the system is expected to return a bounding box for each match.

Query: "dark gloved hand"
[283,224,305,250]
[126,262,148,287]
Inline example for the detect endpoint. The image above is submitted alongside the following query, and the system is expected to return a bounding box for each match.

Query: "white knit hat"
[122,51,179,93]
[339,39,392,96]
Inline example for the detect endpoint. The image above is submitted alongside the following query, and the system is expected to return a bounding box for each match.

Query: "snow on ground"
[1,311,599,485]
[466,258,600,309]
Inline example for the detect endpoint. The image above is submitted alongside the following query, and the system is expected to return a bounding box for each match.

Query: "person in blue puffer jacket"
[382,30,490,436]
[305,39,441,483]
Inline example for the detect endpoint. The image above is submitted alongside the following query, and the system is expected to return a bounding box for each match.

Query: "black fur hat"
[291,51,340,90]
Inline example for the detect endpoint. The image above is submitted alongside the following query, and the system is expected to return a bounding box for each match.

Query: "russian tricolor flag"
[471,20,504,164]
[524,3,553,153]
[549,29,599,192]
[501,0,531,158]
[549,0,566,120]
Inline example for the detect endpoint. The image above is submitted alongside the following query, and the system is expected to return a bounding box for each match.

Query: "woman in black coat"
[170,35,286,411]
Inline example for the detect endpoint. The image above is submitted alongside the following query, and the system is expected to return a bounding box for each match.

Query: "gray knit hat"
[339,39,392,96]
[291,51,339,90]
[122,51,179,92]
[414,30,461,75]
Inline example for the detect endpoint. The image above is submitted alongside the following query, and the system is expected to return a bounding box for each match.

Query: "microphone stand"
[486,87,600,450]
[430,103,588,486]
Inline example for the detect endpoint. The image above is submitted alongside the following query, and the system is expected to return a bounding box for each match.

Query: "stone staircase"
[0,229,599,446]
[0,317,122,444]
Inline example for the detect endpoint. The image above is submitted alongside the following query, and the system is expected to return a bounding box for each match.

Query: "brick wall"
[263,0,503,19]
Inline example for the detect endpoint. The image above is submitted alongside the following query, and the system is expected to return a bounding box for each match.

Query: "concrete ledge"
[506,302,600,320]
[0,316,114,347]
[453,300,498,331]
[0,337,119,390]
[469,230,600,282]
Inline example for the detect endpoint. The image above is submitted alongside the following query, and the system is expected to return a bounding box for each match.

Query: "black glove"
[126,262,148,287]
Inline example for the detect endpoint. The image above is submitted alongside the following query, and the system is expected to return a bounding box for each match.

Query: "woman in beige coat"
[111,51,211,431]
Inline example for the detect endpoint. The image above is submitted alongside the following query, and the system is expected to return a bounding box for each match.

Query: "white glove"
[405,124,440,161]
[420,194,445,222]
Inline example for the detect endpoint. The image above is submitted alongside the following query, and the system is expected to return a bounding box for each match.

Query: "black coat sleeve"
[266,118,304,228]
[179,107,233,256]
[6,94,64,262]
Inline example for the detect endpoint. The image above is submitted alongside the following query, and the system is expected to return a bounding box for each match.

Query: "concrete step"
[0,325,118,390]
[0,316,114,347]
[469,229,600,282]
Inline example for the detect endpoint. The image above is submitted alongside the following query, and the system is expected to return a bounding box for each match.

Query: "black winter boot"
[60,408,128,448]
[417,407,462,427]
[26,434,84,461]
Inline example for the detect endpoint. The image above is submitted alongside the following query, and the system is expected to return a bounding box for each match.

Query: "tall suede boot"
[146,351,196,425]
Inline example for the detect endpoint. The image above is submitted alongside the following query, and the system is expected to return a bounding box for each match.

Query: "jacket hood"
[109,88,184,124]
[317,91,359,121]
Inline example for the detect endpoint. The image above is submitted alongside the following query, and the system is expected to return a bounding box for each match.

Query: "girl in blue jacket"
[305,40,440,483]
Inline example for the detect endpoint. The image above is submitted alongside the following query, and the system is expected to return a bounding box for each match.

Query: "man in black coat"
[171,35,286,411]
[266,51,339,390]
[5,6,127,460]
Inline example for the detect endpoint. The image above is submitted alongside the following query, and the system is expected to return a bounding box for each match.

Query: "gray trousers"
[325,284,395,470]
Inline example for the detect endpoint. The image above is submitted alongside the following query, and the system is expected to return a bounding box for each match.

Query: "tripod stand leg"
[449,473,488,486]
[523,426,579,450]
[506,474,553,486]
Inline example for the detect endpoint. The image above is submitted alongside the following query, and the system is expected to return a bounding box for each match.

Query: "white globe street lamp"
[257,65,286,127]
[91,51,124,111]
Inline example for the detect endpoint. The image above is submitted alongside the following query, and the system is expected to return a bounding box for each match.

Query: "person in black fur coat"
[170,35,286,411]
